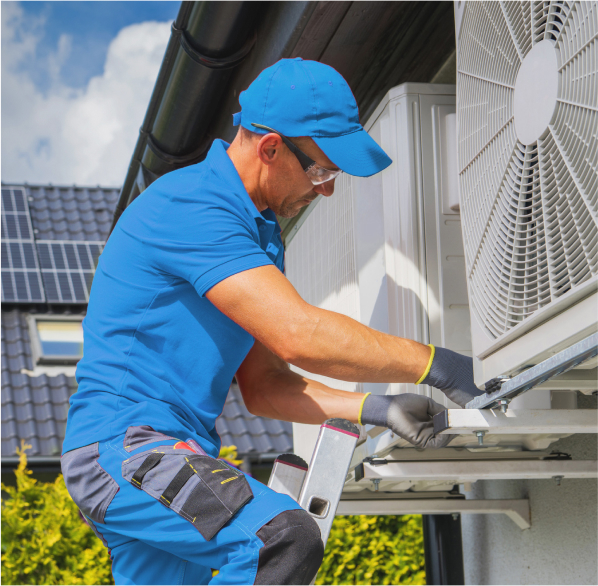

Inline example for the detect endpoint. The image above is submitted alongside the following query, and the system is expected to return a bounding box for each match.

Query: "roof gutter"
[110,1,268,233]
[110,2,456,242]
[2,456,62,475]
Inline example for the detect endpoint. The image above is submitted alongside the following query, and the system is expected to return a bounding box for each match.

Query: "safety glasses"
[251,123,342,185]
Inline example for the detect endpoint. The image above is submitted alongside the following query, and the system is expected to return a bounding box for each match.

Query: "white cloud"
[1,3,170,187]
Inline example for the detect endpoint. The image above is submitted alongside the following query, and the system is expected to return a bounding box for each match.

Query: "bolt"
[372,478,381,492]
[452,513,459,521]
[475,430,486,446]
[553,475,564,486]
[498,399,510,413]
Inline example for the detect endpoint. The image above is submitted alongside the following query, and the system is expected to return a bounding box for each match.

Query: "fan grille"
[458,0,597,339]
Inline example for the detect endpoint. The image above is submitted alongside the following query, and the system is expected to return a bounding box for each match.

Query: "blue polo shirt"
[63,140,285,457]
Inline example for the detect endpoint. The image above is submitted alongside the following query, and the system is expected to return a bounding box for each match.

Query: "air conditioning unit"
[455,0,598,386]
[286,83,467,462]
[284,0,597,497]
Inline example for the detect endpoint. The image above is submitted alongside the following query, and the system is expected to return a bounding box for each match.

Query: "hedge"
[316,514,425,585]
[2,443,425,585]
[1,442,113,585]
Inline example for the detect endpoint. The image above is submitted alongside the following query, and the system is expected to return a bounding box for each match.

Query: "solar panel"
[1,187,45,303]
[36,240,104,303]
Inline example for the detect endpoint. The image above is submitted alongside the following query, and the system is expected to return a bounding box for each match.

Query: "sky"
[1,1,180,187]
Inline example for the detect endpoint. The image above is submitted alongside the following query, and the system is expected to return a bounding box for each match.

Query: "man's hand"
[420,347,484,407]
[360,393,454,449]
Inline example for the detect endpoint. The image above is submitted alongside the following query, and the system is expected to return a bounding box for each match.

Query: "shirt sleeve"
[150,199,275,297]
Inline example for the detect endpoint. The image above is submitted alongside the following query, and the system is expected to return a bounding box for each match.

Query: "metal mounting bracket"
[433,409,598,436]
[467,333,598,410]
[337,498,532,530]
[353,458,597,484]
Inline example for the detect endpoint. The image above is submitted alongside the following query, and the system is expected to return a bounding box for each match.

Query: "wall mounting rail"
[467,332,598,410]
[353,459,597,484]
[337,498,531,530]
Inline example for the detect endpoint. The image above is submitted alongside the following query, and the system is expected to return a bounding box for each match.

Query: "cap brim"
[313,129,392,178]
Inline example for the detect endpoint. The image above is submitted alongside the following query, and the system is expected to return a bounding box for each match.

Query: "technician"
[61,58,482,585]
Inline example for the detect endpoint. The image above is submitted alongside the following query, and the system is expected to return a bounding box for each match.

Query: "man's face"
[261,136,339,218]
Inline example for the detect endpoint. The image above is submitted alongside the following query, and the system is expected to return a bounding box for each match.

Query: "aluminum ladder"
[267,417,360,551]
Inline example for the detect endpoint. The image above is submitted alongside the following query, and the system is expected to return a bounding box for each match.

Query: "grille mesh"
[458,0,597,339]
[285,174,360,321]
[285,174,361,393]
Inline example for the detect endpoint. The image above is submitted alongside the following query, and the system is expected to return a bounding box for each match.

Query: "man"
[62,58,482,585]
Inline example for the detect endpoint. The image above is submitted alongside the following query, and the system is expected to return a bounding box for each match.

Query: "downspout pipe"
[110,1,263,235]
[423,513,465,585]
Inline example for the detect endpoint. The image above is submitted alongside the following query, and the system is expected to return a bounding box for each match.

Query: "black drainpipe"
[110,1,264,234]
[423,514,465,585]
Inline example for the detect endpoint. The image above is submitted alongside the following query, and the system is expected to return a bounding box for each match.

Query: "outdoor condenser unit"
[284,0,597,502]
[455,0,598,386]
[286,83,467,462]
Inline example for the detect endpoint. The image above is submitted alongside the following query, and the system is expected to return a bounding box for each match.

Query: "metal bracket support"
[354,459,597,484]
[468,333,598,410]
[337,498,532,530]
[433,409,598,436]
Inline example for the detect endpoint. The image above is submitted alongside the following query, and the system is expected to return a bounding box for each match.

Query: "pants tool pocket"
[123,425,176,452]
[62,442,119,524]
[122,445,253,541]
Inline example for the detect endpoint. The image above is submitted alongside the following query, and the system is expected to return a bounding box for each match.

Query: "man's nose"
[313,178,336,197]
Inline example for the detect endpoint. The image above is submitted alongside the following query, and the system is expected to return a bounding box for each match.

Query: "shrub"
[316,514,426,585]
[1,442,113,585]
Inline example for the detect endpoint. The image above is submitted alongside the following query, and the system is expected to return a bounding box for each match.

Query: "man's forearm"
[208,266,431,385]
[244,367,363,425]
[288,306,431,385]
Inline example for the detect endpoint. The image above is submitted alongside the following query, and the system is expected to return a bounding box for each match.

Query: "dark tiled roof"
[1,310,76,457]
[25,184,120,242]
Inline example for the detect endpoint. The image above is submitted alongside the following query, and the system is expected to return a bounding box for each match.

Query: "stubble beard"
[277,194,315,218]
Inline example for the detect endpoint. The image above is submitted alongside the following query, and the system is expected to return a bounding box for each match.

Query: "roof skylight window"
[28,315,84,365]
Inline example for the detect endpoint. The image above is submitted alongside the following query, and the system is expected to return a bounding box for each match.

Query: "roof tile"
[2,402,15,423]
[1,383,12,406]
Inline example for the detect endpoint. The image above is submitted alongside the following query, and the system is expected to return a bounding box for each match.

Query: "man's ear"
[256,133,283,166]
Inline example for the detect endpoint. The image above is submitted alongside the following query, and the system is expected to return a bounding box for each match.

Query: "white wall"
[461,393,598,585]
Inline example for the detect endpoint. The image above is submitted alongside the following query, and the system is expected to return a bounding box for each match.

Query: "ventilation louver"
[457,1,597,343]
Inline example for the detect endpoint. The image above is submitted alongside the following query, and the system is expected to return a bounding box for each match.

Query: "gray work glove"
[420,346,484,407]
[360,393,455,449]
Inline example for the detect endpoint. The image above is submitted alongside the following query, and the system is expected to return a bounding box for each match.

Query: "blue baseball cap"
[232,58,392,177]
